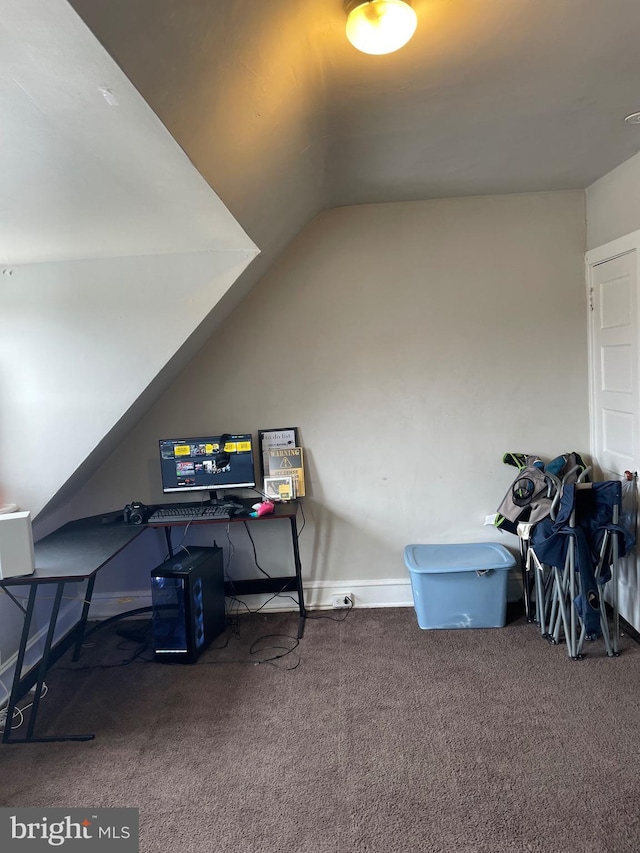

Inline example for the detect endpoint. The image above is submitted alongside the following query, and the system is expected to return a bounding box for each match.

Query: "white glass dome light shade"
[345,0,417,56]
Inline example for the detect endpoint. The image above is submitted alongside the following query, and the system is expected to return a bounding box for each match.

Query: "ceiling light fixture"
[345,0,417,55]
[624,111,640,125]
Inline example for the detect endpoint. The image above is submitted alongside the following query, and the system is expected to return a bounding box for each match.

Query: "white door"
[588,243,640,630]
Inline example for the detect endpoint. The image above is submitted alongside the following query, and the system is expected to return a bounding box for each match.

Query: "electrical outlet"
[331,593,353,609]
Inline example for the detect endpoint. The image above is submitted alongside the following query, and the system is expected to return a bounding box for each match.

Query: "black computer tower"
[150,545,225,663]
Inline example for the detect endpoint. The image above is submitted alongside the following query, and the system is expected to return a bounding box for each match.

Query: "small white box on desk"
[0,510,36,579]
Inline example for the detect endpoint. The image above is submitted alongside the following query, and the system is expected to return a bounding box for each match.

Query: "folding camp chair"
[530,479,633,659]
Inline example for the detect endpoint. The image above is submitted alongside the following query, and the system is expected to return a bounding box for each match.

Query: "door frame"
[585,228,640,469]
[586,232,640,631]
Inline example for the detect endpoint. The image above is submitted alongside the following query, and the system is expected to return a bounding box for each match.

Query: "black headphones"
[214,434,231,468]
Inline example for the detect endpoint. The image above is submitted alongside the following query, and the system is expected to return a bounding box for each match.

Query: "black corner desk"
[147,498,307,639]
[0,501,306,744]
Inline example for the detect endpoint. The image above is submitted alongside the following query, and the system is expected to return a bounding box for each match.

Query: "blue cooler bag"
[404,542,515,629]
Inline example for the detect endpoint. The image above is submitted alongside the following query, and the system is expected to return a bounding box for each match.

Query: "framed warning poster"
[258,427,299,480]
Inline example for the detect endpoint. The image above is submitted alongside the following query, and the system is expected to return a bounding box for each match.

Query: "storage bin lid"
[404,542,515,574]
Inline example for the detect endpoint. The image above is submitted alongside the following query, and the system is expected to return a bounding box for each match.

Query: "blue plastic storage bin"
[404,542,516,629]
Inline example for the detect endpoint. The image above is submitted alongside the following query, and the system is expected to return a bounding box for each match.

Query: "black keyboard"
[147,504,231,523]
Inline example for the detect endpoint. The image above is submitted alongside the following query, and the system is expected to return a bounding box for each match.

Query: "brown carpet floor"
[1,607,640,853]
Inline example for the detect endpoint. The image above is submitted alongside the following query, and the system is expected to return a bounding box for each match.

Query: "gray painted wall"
[587,150,640,250]
[60,191,589,597]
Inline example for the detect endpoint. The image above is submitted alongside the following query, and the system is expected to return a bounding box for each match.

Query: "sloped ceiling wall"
[1,0,260,264]
[0,0,259,519]
[69,0,331,269]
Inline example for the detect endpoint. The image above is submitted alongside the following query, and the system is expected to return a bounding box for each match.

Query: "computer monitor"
[158,433,256,500]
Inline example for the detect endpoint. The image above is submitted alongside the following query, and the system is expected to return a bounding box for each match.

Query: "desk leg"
[289,515,307,639]
[72,574,97,661]
[16,583,95,744]
[164,526,173,558]
[25,583,65,740]
[3,585,38,744]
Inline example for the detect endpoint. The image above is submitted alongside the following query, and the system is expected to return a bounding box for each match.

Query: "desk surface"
[2,502,300,586]
[145,499,300,526]
[0,515,145,586]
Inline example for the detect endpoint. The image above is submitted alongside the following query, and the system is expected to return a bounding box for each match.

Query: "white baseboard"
[87,565,522,618]
[89,573,523,617]
[88,580,415,619]
[303,579,414,610]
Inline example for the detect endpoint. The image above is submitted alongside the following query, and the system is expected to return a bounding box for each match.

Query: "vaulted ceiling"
[6,0,640,279]
[69,0,640,266]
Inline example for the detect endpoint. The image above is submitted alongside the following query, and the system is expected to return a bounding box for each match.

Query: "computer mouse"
[255,500,275,517]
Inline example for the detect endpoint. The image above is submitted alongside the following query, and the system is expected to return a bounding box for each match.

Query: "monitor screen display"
[158,434,256,494]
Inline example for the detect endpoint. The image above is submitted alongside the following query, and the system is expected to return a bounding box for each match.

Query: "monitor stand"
[206,490,234,506]
[209,490,245,507]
